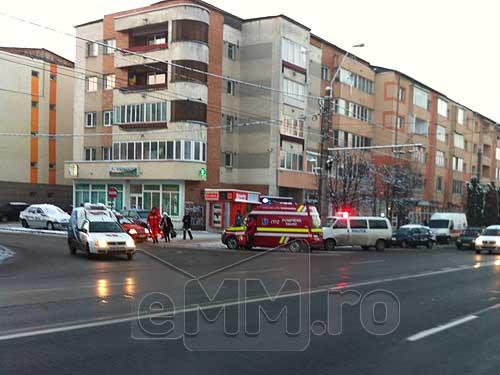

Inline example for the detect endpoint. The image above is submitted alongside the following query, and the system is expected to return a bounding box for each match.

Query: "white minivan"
[322,216,392,252]
[67,204,136,260]
[429,213,467,244]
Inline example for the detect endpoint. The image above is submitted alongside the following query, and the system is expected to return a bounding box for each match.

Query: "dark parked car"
[391,225,435,248]
[456,227,482,250]
[0,202,29,222]
[120,209,150,229]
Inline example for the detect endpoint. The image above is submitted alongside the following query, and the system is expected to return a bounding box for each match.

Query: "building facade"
[67,0,499,228]
[0,47,74,207]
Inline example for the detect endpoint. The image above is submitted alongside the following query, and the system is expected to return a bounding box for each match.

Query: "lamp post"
[318,43,365,220]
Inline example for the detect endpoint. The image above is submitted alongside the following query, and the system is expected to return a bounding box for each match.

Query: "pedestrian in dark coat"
[182,212,193,240]
[160,213,173,243]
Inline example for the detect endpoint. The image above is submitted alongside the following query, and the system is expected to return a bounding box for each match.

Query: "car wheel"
[401,240,408,249]
[21,219,29,228]
[446,237,451,245]
[475,249,481,254]
[289,240,309,253]
[456,243,462,250]
[46,222,55,231]
[1,216,7,223]
[324,238,336,251]
[488,249,493,254]
[226,236,239,250]
[67,239,76,255]
[126,253,134,261]
[86,244,92,258]
[426,240,434,249]
[375,240,386,252]
[362,246,370,251]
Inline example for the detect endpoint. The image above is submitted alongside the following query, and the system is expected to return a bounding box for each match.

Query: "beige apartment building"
[66,0,498,229]
[0,47,74,207]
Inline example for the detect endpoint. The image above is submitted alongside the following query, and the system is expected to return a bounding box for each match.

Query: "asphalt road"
[1,232,499,374]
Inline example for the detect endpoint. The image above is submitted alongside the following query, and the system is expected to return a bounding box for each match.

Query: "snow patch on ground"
[0,227,67,238]
[0,245,14,263]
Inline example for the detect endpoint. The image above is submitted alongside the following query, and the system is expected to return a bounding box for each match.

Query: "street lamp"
[328,43,365,90]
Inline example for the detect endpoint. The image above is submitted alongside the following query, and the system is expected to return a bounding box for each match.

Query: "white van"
[67,203,136,260]
[322,216,392,252]
[428,213,467,244]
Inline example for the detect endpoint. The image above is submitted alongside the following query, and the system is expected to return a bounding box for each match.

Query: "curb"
[0,227,67,238]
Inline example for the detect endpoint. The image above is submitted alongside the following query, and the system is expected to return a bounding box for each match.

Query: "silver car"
[20,204,70,230]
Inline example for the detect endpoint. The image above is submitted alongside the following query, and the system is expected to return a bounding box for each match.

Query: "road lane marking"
[406,303,500,342]
[351,260,385,265]
[1,261,498,342]
[407,315,478,342]
[223,268,284,276]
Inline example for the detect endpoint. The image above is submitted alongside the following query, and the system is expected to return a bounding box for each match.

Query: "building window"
[281,37,307,68]
[103,110,113,127]
[412,148,426,164]
[103,39,116,55]
[114,102,167,124]
[103,74,115,90]
[496,148,500,161]
[496,167,500,180]
[31,71,39,77]
[171,60,208,83]
[398,87,405,102]
[227,80,235,96]
[337,68,374,94]
[227,42,236,60]
[454,132,465,149]
[452,180,463,194]
[306,152,319,173]
[281,116,304,138]
[280,150,303,171]
[49,104,56,111]
[147,34,167,46]
[87,42,98,57]
[85,112,97,128]
[452,156,464,172]
[283,78,306,102]
[86,76,98,92]
[321,66,330,81]
[333,130,371,147]
[31,101,38,108]
[84,147,96,161]
[436,151,445,167]
[102,147,112,161]
[409,115,429,136]
[413,86,429,110]
[50,74,57,81]
[225,114,236,132]
[437,98,448,118]
[436,125,446,143]
[172,20,208,43]
[170,100,207,123]
[457,108,465,125]
[112,141,206,162]
[147,73,166,86]
[436,176,443,192]
[335,99,373,123]
[397,116,404,129]
[224,152,233,167]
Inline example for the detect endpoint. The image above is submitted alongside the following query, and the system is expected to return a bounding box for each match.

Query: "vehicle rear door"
[349,219,369,246]
[331,218,350,246]
[25,208,38,227]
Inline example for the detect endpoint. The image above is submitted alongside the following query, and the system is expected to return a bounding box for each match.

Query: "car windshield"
[117,216,134,225]
[89,221,124,233]
[429,220,449,228]
[396,228,411,235]
[463,229,480,236]
[136,211,149,219]
[44,206,65,215]
[482,229,500,236]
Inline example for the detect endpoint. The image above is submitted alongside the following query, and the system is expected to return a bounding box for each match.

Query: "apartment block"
[67,0,499,229]
[0,47,74,207]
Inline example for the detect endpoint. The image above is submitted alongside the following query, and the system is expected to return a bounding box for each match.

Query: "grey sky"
[1,0,498,121]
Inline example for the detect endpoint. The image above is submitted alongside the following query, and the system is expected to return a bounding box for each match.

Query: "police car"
[67,204,136,260]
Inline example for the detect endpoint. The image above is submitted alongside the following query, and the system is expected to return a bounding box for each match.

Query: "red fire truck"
[221,203,323,252]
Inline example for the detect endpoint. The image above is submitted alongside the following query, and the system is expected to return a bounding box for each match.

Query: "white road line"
[352,260,385,265]
[223,268,284,276]
[0,260,498,342]
[406,315,478,342]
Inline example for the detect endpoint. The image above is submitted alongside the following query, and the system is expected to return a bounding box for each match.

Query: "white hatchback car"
[474,225,500,254]
[19,204,70,230]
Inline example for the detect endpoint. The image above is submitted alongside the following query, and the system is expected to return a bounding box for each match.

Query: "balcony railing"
[119,83,168,93]
[124,43,168,53]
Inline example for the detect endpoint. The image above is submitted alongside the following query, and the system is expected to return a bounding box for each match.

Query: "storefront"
[204,189,261,231]
[73,180,185,225]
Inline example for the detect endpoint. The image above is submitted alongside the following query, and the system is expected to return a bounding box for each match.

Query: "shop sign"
[205,191,219,201]
[109,166,139,177]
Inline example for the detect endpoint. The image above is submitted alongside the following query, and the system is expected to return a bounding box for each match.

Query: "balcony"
[117,64,168,95]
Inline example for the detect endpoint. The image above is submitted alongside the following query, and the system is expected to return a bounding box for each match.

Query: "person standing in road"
[234,210,243,226]
[147,207,161,243]
[182,211,193,240]
[160,212,173,243]
[246,216,257,248]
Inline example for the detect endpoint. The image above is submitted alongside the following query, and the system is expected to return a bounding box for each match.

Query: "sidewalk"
[144,231,226,250]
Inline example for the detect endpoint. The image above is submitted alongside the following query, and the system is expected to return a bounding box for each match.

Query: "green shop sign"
[109,166,139,177]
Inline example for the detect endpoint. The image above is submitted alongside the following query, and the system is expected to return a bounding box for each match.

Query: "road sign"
[108,186,118,199]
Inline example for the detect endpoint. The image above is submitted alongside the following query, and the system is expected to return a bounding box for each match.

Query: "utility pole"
[318,86,332,220]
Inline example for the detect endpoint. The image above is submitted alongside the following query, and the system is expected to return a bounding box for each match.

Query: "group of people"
[146,207,194,244]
